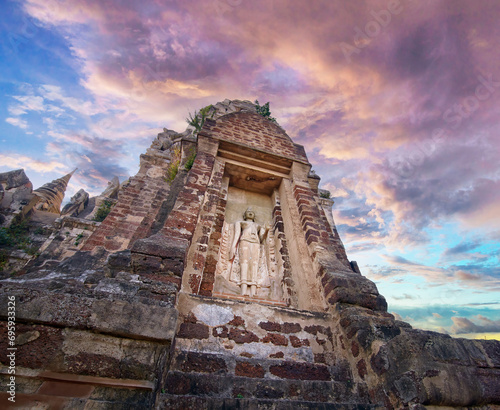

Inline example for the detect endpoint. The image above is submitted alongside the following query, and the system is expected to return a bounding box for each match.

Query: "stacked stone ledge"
[0,99,498,409]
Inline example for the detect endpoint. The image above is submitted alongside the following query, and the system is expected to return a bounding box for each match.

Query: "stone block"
[0,289,178,342]
[131,253,162,273]
[131,234,188,259]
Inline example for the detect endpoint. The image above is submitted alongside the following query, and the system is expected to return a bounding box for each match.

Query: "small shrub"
[184,150,196,171]
[93,200,115,222]
[255,100,277,123]
[74,233,84,246]
[186,104,214,134]
[320,191,331,199]
[166,160,179,183]
[0,220,29,248]
[0,219,37,256]
[165,147,181,183]
[0,228,11,247]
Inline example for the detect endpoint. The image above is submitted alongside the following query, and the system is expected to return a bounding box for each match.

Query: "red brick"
[184,313,198,323]
[357,359,367,379]
[289,335,309,348]
[269,352,285,359]
[228,328,259,344]
[229,316,245,326]
[351,340,360,357]
[66,352,120,378]
[177,323,209,339]
[179,352,227,374]
[314,353,326,364]
[189,274,201,293]
[304,325,329,335]
[0,323,64,370]
[269,362,331,381]
[259,321,281,332]
[281,322,301,334]
[262,333,288,346]
[235,361,265,378]
[240,352,253,358]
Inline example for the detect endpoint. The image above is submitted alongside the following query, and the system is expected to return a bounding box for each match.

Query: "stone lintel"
[217,148,291,175]
[223,157,289,179]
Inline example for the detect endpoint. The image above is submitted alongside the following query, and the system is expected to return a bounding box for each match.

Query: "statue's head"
[243,207,255,221]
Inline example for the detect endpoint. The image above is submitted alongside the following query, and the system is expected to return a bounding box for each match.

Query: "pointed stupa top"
[33,168,77,214]
[60,168,77,185]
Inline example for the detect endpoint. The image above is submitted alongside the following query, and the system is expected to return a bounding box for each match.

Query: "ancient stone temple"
[0,100,499,409]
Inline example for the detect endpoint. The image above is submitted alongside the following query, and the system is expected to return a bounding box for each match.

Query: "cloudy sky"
[1,0,499,339]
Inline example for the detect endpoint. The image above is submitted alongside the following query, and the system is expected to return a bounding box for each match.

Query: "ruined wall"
[157,109,499,408]
[0,101,499,409]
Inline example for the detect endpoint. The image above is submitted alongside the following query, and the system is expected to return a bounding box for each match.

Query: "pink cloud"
[15,0,500,269]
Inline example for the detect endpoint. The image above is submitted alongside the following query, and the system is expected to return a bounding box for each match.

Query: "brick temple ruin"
[0,99,499,408]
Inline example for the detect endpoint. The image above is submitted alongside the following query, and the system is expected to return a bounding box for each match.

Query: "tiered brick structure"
[33,169,76,213]
[0,100,499,409]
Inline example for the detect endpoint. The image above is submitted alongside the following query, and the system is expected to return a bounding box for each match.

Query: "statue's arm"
[259,223,270,242]
[230,222,241,260]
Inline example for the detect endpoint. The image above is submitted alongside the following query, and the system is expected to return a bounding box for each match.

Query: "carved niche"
[214,187,284,302]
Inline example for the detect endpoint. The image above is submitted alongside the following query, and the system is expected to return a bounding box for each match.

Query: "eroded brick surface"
[178,352,227,374]
[177,323,209,340]
[269,362,331,381]
[235,361,265,378]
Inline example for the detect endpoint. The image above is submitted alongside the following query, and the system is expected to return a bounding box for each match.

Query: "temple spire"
[33,169,77,213]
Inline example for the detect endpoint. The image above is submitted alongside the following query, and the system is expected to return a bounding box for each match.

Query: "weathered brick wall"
[0,322,162,408]
[0,261,178,409]
[271,192,295,306]
[197,161,227,296]
[2,102,498,409]
[159,150,216,242]
[335,305,500,407]
[82,174,168,252]
[126,135,220,330]
[203,112,308,164]
[161,295,368,408]
[291,169,352,273]
[316,196,350,264]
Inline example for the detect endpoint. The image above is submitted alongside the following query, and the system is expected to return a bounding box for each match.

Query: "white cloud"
[0,154,66,173]
[5,117,28,129]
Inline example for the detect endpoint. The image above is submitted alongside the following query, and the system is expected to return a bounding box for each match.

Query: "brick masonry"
[203,112,308,164]
[3,101,499,409]
[83,175,169,252]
